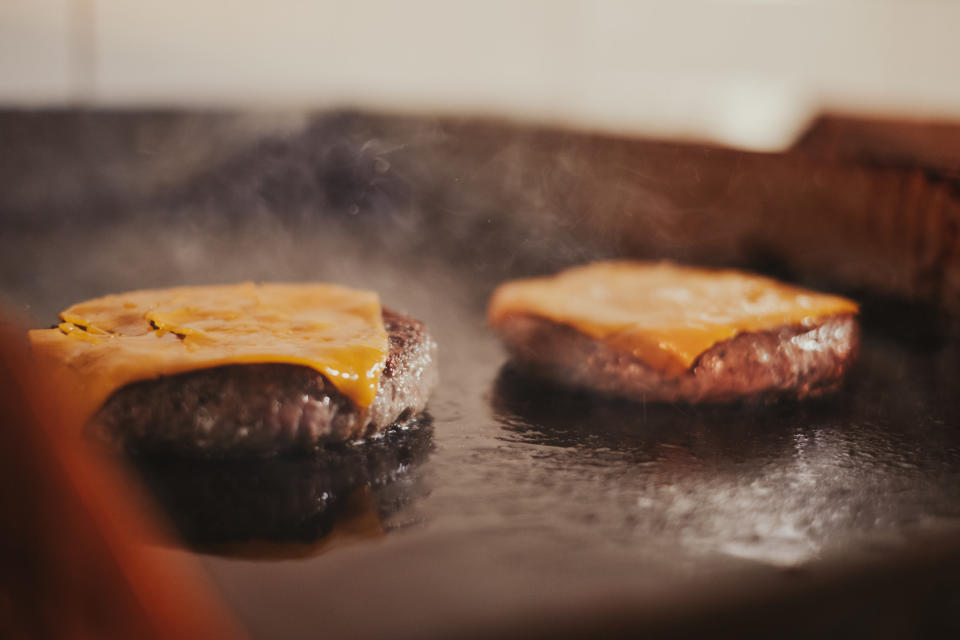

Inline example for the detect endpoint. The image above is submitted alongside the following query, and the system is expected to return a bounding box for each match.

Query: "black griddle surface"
[4,111,960,638]
[7,222,960,639]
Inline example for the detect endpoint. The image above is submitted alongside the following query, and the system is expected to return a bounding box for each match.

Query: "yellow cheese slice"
[488,261,858,376]
[29,282,388,425]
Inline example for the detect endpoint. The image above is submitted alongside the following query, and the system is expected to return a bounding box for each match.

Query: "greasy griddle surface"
[194,312,960,640]
[13,225,960,639]
[4,111,960,639]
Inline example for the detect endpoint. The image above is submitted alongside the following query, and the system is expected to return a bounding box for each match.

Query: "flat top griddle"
[3,111,960,639]
[192,292,960,640]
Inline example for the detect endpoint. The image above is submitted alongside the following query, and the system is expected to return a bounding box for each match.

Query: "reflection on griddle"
[200,487,386,560]
[491,363,849,465]
[130,417,433,551]
[489,341,960,568]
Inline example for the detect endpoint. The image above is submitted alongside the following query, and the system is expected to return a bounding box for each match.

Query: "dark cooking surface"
[4,110,960,638]
[8,225,960,638]
[166,289,960,639]
[132,418,434,544]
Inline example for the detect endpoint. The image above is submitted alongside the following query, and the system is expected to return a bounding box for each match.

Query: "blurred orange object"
[0,315,244,640]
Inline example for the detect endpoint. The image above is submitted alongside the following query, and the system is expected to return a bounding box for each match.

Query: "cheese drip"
[489,261,859,376]
[29,283,388,425]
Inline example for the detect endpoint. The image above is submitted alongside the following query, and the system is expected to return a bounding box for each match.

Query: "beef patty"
[89,308,438,456]
[494,313,858,403]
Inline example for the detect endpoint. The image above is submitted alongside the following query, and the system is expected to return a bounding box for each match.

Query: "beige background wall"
[2,1,960,150]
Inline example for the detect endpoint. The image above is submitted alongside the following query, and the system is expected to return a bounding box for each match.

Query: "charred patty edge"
[492,312,859,403]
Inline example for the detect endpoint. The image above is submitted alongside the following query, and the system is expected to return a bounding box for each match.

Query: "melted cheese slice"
[29,282,388,425]
[489,261,858,376]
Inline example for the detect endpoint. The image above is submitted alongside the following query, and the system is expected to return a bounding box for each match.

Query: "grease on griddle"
[130,417,434,555]
[491,362,849,459]
[200,487,386,560]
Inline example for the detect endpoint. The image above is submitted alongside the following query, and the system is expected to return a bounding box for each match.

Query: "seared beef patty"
[89,308,438,456]
[494,313,858,403]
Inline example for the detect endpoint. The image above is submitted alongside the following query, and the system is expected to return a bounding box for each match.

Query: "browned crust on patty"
[88,308,438,456]
[492,313,859,403]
